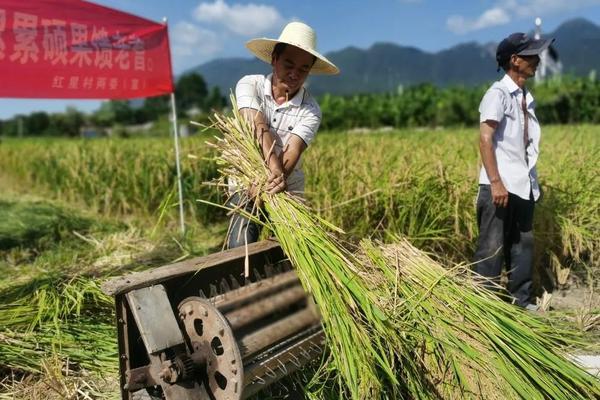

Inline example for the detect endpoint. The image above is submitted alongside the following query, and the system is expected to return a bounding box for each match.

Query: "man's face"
[516,54,540,78]
[271,45,314,96]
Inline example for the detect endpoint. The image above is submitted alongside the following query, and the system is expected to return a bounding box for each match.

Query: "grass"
[0,192,229,398]
[2,125,596,284]
[303,125,599,288]
[0,135,224,225]
[0,199,95,251]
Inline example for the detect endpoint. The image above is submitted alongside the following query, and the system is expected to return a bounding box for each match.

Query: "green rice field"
[0,124,598,398]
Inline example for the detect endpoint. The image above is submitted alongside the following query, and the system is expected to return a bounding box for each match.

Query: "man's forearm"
[480,141,502,183]
[255,121,284,174]
[280,135,307,178]
[480,120,508,207]
[240,108,284,174]
[479,122,501,183]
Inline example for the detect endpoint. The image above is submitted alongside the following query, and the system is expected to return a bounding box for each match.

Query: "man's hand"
[247,181,263,209]
[239,107,288,195]
[266,168,286,194]
[491,180,509,208]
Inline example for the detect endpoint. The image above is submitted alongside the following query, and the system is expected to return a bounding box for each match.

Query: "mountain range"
[190,18,600,96]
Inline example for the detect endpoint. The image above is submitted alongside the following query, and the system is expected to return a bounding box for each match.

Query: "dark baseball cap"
[496,33,555,68]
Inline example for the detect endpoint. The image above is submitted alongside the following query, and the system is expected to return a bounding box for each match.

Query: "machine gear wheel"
[178,297,244,400]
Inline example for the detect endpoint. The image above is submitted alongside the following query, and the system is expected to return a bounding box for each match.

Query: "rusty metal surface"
[158,354,195,384]
[148,352,204,400]
[124,366,157,391]
[109,241,326,400]
[102,240,281,296]
[237,308,320,359]
[215,270,300,313]
[224,285,306,330]
[243,329,325,398]
[126,285,184,354]
[178,297,244,400]
[116,296,132,399]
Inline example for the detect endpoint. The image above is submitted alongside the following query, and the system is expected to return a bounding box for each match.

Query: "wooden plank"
[102,239,281,296]
[115,295,132,400]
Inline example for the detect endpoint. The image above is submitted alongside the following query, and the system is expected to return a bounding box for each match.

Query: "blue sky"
[1,0,599,119]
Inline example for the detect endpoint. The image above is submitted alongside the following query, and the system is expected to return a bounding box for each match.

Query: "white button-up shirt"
[235,74,321,194]
[479,74,541,201]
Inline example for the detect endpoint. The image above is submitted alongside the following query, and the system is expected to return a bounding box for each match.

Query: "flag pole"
[164,17,185,234]
[170,92,186,234]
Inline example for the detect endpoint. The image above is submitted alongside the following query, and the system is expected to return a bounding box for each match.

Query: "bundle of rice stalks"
[206,103,398,399]
[360,239,600,399]
[203,102,600,399]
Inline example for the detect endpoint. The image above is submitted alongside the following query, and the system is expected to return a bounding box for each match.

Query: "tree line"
[0,73,226,137]
[319,75,600,130]
[1,74,598,137]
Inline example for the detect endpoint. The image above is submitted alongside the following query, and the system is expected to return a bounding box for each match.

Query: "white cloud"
[447,7,511,34]
[193,0,284,36]
[171,21,222,57]
[447,0,600,34]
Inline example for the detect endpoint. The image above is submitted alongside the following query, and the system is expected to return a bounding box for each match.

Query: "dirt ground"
[549,286,600,311]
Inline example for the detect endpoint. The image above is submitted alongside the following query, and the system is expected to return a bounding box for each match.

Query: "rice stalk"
[0,276,113,331]
[0,319,117,375]
[0,355,119,400]
[205,105,398,398]
[204,100,600,399]
[360,239,600,399]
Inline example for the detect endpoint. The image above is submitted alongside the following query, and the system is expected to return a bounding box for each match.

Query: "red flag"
[0,0,174,99]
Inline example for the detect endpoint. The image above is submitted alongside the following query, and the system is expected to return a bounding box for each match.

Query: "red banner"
[0,0,174,99]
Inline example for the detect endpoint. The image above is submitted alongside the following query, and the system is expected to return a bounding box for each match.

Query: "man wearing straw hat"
[227,21,339,249]
[473,32,554,310]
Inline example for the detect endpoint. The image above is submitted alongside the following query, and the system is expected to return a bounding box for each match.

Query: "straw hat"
[245,21,339,75]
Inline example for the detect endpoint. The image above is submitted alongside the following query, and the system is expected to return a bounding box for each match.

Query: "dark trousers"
[226,193,263,249]
[473,185,535,307]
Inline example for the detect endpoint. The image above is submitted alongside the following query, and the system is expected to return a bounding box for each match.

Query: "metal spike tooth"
[309,343,323,353]
[252,376,266,385]
[254,269,264,282]
[299,347,311,360]
[229,275,240,289]
[198,289,207,298]
[288,353,301,367]
[220,278,231,293]
[217,292,228,303]
[277,359,287,374]
[265,366,276,378]
[264,264,274,278]
[209,284,218,298]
